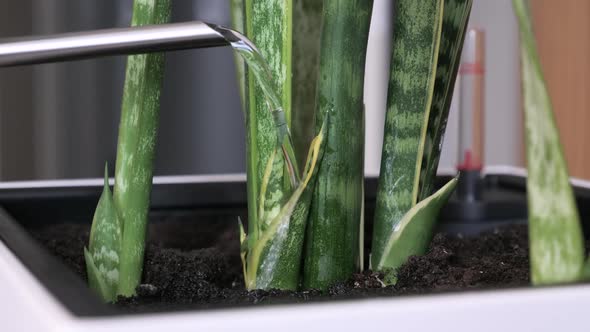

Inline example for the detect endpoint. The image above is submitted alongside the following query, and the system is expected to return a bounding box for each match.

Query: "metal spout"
[0,21,228,67]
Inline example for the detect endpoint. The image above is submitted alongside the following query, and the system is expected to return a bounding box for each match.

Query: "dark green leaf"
[303,0,374,290]
[372,0,444,270]
[418,0,474,200]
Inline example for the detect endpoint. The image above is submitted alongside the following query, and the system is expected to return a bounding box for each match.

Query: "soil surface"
[31,219,532,312]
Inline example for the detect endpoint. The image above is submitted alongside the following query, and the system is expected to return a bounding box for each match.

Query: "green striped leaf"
[514,0,585,285]
[233,0,321,167]
[258,148,287,233]
[377,178,457,274]
[85,166,122,302]
[230,0,246,114]
[371,0,444,269]
[418,0,474,200]
[232,0,324,290]
[84,248,111,302]
[244,125,326,290]
[113,0,171,297]
[292,0,323,169]
[303,0,374,290]
[372,0,472,271]
[242,0,294,251]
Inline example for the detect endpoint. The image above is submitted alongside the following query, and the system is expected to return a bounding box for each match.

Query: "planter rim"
[2,236,590,331]
[0,165,587,190]
[0,173,248,189]
[2,164,590,330]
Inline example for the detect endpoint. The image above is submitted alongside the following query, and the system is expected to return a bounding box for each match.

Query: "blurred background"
[1,0,574,182]
[0,0,244,180]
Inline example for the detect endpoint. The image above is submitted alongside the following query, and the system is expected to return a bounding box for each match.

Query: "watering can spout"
[0,21,232,67]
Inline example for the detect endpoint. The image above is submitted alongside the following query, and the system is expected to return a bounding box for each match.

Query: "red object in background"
[457,28,485,173]
[459,62,485,75]
[457,150,483,171]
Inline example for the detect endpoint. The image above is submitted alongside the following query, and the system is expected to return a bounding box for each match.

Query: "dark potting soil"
[30,218,532,312]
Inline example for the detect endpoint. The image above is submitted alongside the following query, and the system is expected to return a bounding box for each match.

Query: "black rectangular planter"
[1,173,589,317]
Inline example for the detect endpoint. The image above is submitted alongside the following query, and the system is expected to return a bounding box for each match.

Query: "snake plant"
[232,0,374,291]
[232,0,326,290]
[514,0,587,285]
[81,0,476,300]
[85,0,171,301]
[371,0,472,277]
[232,0,473,291]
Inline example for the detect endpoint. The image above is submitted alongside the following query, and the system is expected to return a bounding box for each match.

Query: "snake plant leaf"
[233,0,322,169]
[230,0,326,290]
[245,0,293,125]
[514,0,585,285]
[84,248,112,302]
[303,0,374,291]
[377,178,457,276]
[230,0,246,114]
[230,0,247,115]
[258,148,287,233]
[227,0,311,289]
[418,0,474,201]
[240,0,294,252]
[238,217,248,284]
[113,0,171,297]
[371,0,444,270]
[85,166,122,302]
[244,123,326,290]
[292,0,323,169]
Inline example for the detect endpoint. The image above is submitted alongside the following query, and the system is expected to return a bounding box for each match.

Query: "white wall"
[364,0,393,176]
[364,0,523,176]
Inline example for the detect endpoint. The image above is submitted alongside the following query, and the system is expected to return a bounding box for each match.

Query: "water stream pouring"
[0,21,298,185]
[209,25,299,186]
